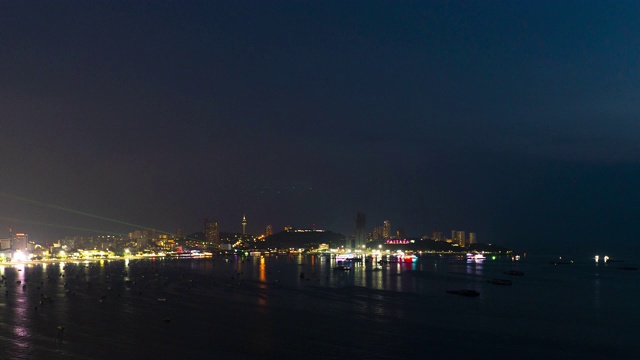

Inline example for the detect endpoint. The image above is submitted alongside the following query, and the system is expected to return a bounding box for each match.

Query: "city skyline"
[1,2,639,255]
[0,208,479,245]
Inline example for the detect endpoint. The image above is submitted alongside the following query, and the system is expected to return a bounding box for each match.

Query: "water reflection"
[259,256,266,282]
[466,262,483,276]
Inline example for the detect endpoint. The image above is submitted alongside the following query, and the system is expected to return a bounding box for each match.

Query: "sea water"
[0,254,637,359]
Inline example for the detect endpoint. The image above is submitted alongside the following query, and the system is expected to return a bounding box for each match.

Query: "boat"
[503,270,524,276]
[378,254,418,264]
[447,289,480,297]
[335,254,354,262]
[466,253,486,262]
[488,278,513,286]
[619,267,638,271]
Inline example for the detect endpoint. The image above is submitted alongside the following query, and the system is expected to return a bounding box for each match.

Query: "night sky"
[1,1,639,254]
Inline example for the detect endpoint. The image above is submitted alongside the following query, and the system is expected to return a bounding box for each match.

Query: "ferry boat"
[466,253,486,262]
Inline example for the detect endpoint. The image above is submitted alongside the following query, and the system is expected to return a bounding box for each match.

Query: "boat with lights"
[378,254,418,264]
[466,253,486,262]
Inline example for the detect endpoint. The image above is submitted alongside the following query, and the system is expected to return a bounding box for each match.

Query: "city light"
[13,250,27,262]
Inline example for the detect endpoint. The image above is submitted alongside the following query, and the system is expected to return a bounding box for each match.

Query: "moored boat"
[446,289,480,297]
[488,278,513,286]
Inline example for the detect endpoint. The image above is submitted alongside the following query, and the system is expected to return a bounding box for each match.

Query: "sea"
[0,253,638,360]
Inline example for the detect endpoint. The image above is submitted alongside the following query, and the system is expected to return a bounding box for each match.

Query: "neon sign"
[385,239,409,244]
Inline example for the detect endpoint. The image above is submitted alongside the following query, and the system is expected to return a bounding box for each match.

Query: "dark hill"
[265,230,345,249]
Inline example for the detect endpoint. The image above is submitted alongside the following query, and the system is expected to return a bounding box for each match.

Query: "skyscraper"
[372,227,382,241]
[354,212,366,249]
[204,218,220,246]
[468,232,476,246]
[266,224,273,238]
[453,230,466,247]
[11,233,28,252]
[383,220,391,240]
[242,214,247,235]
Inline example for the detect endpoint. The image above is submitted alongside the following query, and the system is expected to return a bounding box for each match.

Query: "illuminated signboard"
[385,239,410,244]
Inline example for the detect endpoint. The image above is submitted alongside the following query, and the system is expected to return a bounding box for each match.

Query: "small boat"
[503,270,524,276]
[157,298,167,301]
[488,278,513,286]
[447,289,480,297]
[619,267,638,271]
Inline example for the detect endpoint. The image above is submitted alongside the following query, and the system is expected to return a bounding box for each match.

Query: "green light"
[0,192,201,241]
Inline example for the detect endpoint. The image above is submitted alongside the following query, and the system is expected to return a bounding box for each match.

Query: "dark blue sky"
[1,1,639,254]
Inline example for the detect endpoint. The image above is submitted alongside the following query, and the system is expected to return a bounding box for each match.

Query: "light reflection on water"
[0,255,637,359]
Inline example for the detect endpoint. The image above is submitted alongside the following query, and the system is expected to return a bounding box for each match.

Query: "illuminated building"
[11,233,28,252]
[468,232,476,246]
[383,220,391,240]
[204,218,220,245]
[431,231,442,241]
[242,214,247,235]
[266,224,273,238]
[372,227,382,240]
[452,230,466,247]
[354,212,366,249]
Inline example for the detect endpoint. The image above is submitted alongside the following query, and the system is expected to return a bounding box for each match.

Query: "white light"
[13,250,27,262]
[595,255,599,263]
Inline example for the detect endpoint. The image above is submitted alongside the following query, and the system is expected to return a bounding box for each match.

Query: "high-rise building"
[468,232,476,246]
[204,218,220,245]
[452,230,466,247]
[383,220,391,240]
[265,224,273,238]
[242,214,247,235]
[11,233,28,252]
[354,212,367,249]
[372,227,382,240]
[432,231,443,241]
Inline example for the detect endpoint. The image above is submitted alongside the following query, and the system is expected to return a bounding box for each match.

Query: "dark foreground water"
[0,254,638,360]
